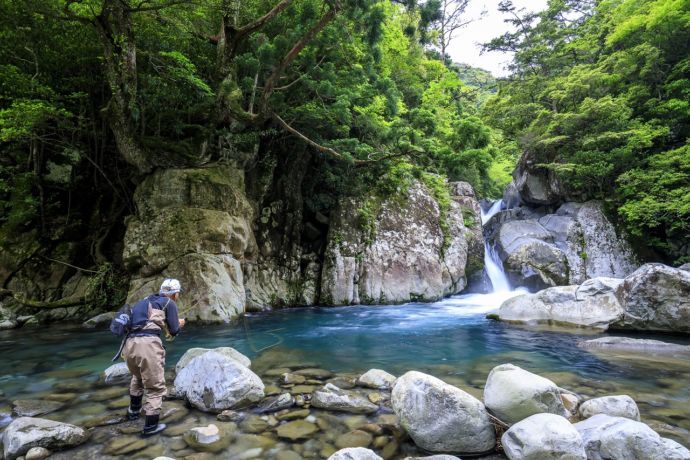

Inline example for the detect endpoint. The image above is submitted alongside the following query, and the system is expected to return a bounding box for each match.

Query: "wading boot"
[126,394,142,421]
[142,414,166,437]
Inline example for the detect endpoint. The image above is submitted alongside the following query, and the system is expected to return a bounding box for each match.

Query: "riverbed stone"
[502,413,586,460]
[255,393,295,414]
[403,456,461,460]
[101,435,147,455]
[391,371,495,454]
[183,424,230,452]
[335,430,373,449]
[484,364,567,425]
[174,350,264,412]
[575,414,690,459]
[579,395,640,421]
[294,368,333,379]
[175,347,251,374]
[2,417,89,460]
[101,362,131,385]
[11,400,63,417]
[328,447,383,460]
[277,420,319,440]
[281,373,307,384]
[311,384,378,414]
[356,369,396,390]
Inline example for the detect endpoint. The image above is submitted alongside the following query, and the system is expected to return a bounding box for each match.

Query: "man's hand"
[179,318,186,328]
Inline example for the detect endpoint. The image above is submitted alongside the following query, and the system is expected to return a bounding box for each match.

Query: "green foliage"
[484,0,690,261]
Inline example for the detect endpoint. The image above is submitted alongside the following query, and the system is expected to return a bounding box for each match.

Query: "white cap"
[160,278,182,295]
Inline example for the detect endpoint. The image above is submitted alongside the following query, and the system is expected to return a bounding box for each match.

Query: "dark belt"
[128,331,161,338]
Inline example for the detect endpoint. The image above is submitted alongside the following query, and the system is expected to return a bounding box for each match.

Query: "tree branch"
[234,0,294,39]
[272,112,351,162]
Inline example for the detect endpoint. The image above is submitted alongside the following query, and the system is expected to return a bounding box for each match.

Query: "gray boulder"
[578,395,640,421]
[3,417,89,460]
[175,347,251,374]
[311,383,378,414]
[328,447,383,460]
[174,350,264,412]
[82,311,116,329]
[502,413,586,460]
[613,263,690,333]
[483,364,567,425]
[578,337,690,354]
[101,362,131,386]
[575,414,690,460]
[497,278,624,329]
[391,371,495,454]
[356,369,396,390]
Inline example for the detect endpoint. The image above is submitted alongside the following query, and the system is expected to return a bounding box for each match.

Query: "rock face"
[483,364,567,425]
[613,263,690,333]
[578,395,640,421]
[498,278,624,328]
[321,180,477,305]
[497,264,690,333]
[501,413,586,460]
[391,371,495,454]
[124,165,256,322]
[173,350,264,412]
[3,417,89,460]
[486,198,636,291]
[575,414,690,460]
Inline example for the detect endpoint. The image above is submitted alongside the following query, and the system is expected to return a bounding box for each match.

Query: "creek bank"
[495,263,690,333]
[5,345,688,459]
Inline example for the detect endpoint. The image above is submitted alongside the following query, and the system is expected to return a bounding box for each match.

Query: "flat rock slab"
[12,400,64,417]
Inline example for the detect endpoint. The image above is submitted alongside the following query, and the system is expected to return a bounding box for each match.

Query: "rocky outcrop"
[391,371,495,454]
[124,165,256,322]
[486,198,636,291]
[498,278,624,329]
[578,395,640,421]
[321,180,477,305]
[3,417,90,460]
[174,350,264,412]
[496,264,690,333]
[502,413,586,460]
[575,414,690,460]
[483,364,567,425]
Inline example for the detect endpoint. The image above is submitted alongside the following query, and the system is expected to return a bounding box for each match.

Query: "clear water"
[1,297,690,456]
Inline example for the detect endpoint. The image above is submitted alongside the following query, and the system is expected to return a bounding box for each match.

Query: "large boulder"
[501,413,586,460]
[3,417,89,460]
[578,395,640,421]
[497,278,624,328]
[612,263,690,333]
[356,369,396,390]
[175,347,251,374]
[575,414,690,460]
[578,337,690,355]
[321,180,472,305]
[391,371,495,454]
[123,165,257,322]
[311,383,379,414]
[173,350,264,412]
[483,364,567,425]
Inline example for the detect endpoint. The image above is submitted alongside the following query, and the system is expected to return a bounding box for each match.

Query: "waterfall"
[480,200,511,293]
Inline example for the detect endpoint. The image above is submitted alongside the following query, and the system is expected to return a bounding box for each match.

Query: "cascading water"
[480,200,511,293]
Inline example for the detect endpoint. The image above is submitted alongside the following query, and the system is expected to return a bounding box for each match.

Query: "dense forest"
[0,0,688,308]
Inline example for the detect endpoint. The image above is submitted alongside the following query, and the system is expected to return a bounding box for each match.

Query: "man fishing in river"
[123,278,186,436]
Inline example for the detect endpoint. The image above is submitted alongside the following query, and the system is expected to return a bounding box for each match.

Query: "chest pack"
[109,303,134,337]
